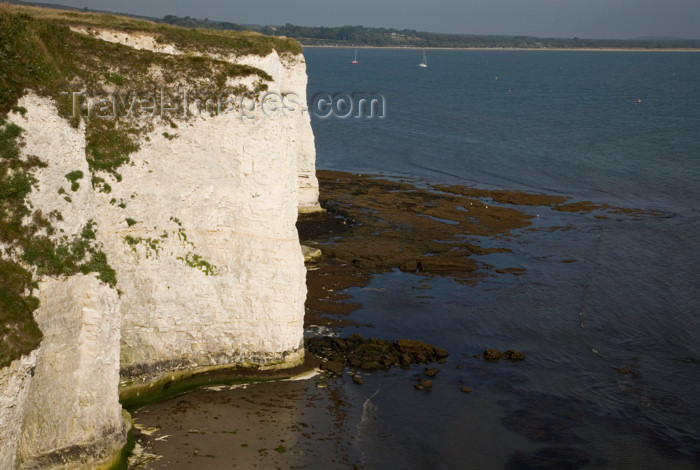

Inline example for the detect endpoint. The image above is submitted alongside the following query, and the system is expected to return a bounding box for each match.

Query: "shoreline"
[129,372,363,469]
[298,169,661,332]
[126,170,687,469]
[303,44,700,52]
[119,354,321,412]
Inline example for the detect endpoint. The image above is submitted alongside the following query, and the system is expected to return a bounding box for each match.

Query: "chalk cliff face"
[0,351,38,470]
[111,97,307,379]
[54,27,315,378]
[19,276,124,469]
[68,25,321,214]
[236,52,321,213]
[0,95,126,468]
[0,14,316,469]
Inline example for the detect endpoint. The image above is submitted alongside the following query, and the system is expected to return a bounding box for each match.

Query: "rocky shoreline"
[298,170,659,330]
[127,170,660,468]
[306,335,449,372]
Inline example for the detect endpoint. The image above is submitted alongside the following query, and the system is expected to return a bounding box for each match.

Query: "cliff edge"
[0,5,317,468]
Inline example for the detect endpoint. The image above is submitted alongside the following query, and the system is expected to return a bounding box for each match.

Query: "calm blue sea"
[305,48,700,469]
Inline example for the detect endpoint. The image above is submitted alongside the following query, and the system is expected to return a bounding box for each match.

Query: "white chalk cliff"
[0,23,318,469]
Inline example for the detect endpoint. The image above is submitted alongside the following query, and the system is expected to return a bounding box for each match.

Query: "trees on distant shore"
[160,15,700,50]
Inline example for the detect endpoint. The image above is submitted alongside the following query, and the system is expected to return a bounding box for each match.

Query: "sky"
[45,0,700,40]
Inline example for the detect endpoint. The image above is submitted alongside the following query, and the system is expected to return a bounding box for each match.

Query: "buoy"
[637,98,642,103]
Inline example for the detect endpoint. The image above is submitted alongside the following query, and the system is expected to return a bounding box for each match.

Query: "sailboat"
[351,49,359,64]
[418,49,427,68]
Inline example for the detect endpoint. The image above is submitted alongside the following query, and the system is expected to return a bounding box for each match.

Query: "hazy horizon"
[20,0,700,40]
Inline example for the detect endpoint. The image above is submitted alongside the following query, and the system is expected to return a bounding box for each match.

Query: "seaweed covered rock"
[305,334,448,373]
[483,348,526,362]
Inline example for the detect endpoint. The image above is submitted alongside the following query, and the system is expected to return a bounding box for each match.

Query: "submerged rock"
[502,350,526,361]
[320,360,344,376]
[484,348,502,361]
[414,379,433,391]
[483,348,526,362]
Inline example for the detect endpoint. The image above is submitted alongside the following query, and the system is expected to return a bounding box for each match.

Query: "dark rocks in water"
[484,348,502,361]
[424,368,438,377]
[305,334,448,373]
[352,374,364,385]
[460,386,472,393]
[397,339,449,362]
[332,337,349,351]
[484,348,526,361]
[320,360,343,375]
[414,379,433,391]
[502,349,526,361]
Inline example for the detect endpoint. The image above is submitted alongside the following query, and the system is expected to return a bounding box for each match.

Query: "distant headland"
[8,1,700,50]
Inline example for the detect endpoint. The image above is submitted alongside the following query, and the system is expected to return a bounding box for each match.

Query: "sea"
[303,48,700,469]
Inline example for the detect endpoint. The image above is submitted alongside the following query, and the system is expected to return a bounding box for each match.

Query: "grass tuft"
[65,169,83,191]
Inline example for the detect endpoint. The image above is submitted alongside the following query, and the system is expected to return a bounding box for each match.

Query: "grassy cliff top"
[1,3,299,115]
[2,3,302,56]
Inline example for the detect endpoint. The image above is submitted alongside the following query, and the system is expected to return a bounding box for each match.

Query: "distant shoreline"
[302,45,700,52]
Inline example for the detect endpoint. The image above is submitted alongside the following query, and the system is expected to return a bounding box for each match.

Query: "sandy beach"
[130,373,366,469]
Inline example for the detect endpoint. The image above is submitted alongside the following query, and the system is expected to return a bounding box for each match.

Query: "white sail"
[418,50,427,68]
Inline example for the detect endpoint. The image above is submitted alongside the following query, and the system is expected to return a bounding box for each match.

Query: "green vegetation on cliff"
[0,4,300,367]
[0,117,44,366]
[1,4,278,174]
[1,118,117,367]
[19,5,302,56]
[0,115,118,366]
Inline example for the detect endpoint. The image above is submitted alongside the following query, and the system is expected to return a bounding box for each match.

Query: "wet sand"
[130,376,363,469]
